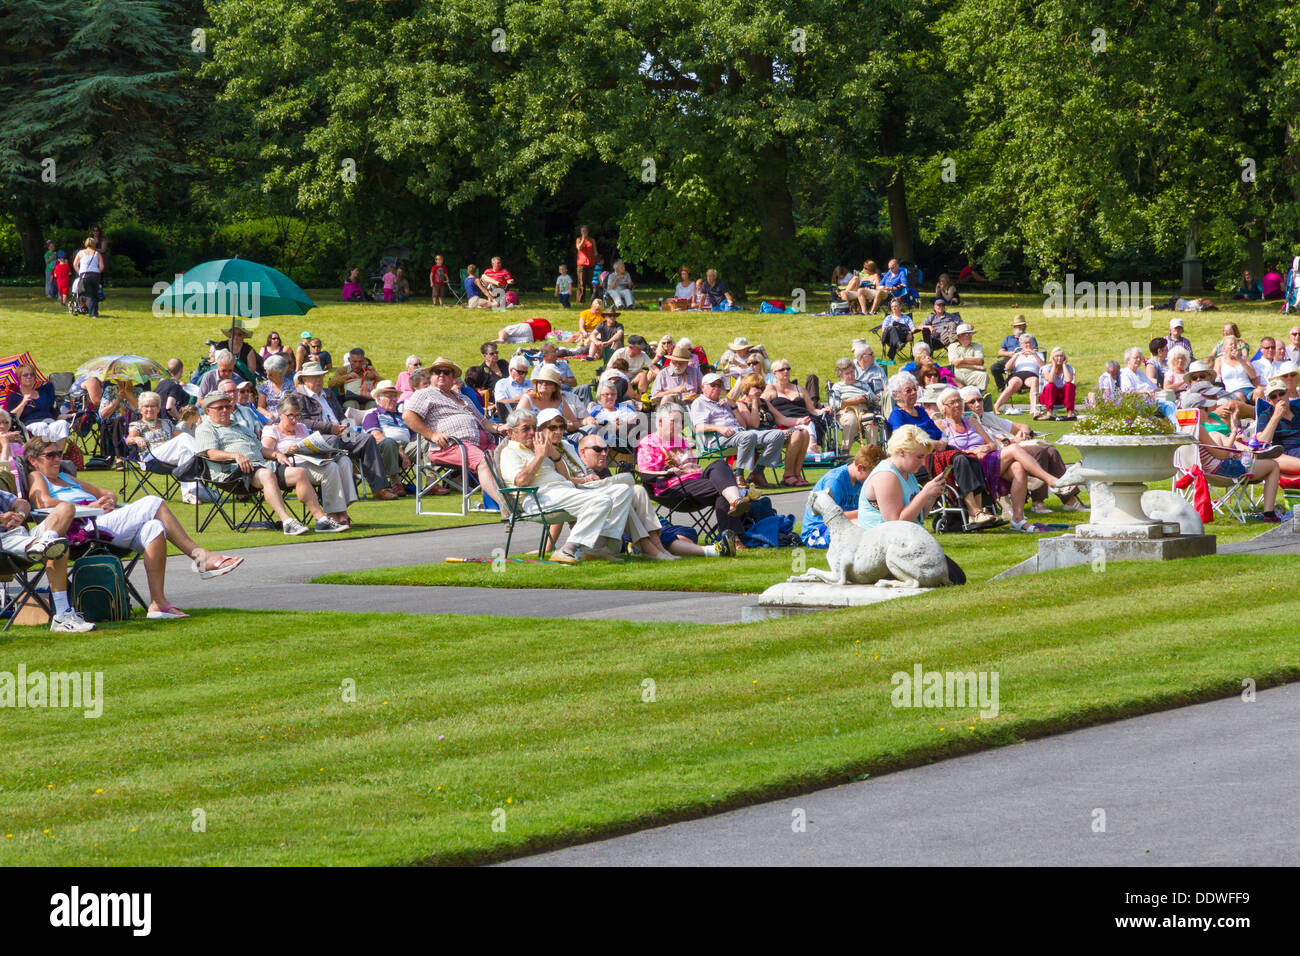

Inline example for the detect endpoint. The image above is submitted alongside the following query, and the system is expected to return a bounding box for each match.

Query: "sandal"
[147,604,190,620]
[748,474,774,489]
[781,476,808,487]
[197,554,244,580]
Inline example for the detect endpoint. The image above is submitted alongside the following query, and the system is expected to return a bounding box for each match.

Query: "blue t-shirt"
[464,275,479,299]
[887,405,942,442]
[1256,396,1300,449]
[800,464,864,548]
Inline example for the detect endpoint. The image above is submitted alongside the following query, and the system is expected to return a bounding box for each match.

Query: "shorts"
[1214,458,1248,479]
[93,496,167,553]
[658,523,698,549]
[501,322,534,343]
[432,283,447,295]
[428,441,486,473]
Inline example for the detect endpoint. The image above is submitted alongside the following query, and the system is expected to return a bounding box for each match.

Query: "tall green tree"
[0,0,199,271]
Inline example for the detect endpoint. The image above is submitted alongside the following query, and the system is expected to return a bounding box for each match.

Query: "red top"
[576,238,595,267]
[483,267,513,287]
[430,264,448,284]
[525,318,552,340]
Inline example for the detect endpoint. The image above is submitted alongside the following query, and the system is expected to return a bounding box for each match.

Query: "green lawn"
[2,552,1297,866]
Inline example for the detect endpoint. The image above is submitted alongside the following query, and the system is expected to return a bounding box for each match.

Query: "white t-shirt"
[674,281,695,299]
[1119,368,1157,393]
[555,273,572,294]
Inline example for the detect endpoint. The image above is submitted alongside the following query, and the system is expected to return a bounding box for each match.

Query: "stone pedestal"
[994,529,1216,579]
[746,581,932,619]
[1181,256,1204,296]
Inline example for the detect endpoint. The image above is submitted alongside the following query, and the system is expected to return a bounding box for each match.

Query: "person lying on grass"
[23,436,245,620]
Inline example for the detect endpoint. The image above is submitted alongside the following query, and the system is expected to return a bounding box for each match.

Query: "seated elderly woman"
[1163,347,1193,396]
[261,393,358,526]
[959,387,1086,513]
[588,381,645,447]
[829,358,883,453]
[498,408,636,564]
[257,353,293,418]
[519,366,593,434]
[1119,345,1178,417]
[126,390,201,502]
[7,365,72,451]
[636,404,753,541]
[884,371,1002,529]
[733,371,810,485]
[992,334,1044,414]
[857,425,965,583]
[604,260,635,309]
[23,436,244,618]
[935,387,1072,531]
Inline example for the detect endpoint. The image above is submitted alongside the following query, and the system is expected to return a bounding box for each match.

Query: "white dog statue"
[789,490,953,588]
[1088,482,1204,535]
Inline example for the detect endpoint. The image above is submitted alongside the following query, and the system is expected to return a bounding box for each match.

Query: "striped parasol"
[0,353,47,392]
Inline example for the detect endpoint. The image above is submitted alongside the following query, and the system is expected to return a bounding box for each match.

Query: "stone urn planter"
[1057,433,1193,527]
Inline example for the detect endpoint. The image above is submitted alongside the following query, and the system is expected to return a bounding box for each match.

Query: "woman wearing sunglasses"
[24,437,244,619]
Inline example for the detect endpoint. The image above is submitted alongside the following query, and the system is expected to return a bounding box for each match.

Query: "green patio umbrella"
[151,259,315,319]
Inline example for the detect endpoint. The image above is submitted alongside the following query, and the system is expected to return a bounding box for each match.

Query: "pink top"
[383,273,397,291]
[261,421,309,454]
[396,370,414,402]
[636,434,702,495]
[1262,272,1284,298]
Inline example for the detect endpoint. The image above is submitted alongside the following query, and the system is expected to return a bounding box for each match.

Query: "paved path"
[508,683,1300,866]
[1218,521,1300,556]
[162,490,811,623]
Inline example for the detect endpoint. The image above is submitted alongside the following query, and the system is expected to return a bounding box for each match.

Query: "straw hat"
[427,356,462,378]
[372,379,398,395]
[728,335,756,352]
[1186,360,1213,379]
[670,343,693,362]
[297,361,326,377]
[532,366,563,386]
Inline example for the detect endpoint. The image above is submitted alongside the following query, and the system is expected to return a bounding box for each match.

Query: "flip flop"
[147,604,190,619]
[198,555,244,580]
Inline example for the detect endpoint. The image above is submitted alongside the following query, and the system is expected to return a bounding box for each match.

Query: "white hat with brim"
[535,408,564,428]
[373,379,398,395]
[955,323,975,335]
[1275,359,1299,376]
[1169,317,1184,329]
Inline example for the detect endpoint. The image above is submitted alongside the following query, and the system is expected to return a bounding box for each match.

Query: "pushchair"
[368,256,398,299]
[67,274,91,316]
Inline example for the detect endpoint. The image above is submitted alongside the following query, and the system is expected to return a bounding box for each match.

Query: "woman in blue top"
[858,424,966,583]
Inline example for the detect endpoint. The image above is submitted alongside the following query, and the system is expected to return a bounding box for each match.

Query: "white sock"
[52,591,71,615]
[703,545,719,557]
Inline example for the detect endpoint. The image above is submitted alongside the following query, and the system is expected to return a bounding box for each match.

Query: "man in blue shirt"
[799,448,877,547]
[1254,369,1300,454]
[869,258,909,313]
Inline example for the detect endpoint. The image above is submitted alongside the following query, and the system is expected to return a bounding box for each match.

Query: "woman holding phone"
[858,425,965,583]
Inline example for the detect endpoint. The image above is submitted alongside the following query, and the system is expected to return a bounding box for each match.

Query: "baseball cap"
[701,372,724,386]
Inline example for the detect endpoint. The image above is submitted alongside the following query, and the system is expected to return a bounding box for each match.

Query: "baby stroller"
[67,274,91,316]
[368,256,398,299]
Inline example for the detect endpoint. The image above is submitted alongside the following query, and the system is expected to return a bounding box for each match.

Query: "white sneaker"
[2,531,39,558]
[33,530,68,560]
[282,519,309,536]
[50,609,95,633]
[314,517,346,533]
[1030,502,1052,514]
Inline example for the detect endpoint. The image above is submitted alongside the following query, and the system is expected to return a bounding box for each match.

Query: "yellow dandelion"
[95,788,103,794]
[506,797,513,804]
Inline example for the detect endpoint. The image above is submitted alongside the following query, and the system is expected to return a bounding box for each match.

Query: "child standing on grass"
[53,253,71,304]
[555,263,573,308]
[382,266,397,303]
[430,255,448,306]
[394,267,410,303]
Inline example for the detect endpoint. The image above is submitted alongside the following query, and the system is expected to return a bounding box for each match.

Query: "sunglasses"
[39,450,62,461]
[432,369,456,376]
[588,446,610,453]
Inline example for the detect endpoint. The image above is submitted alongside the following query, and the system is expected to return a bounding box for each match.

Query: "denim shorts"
[1216,457,1248,479]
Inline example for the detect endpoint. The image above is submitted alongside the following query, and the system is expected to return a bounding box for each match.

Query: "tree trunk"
[1245,227,1264,279]
[754,144,798,297]
[886,169,914,262]
[13,200,45,274]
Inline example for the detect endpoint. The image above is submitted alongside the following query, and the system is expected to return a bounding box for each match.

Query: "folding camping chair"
[483,445,576,558]
[637,469,720,542]
[414,435,488,516]
[120,446,181,502]
[192,453,277,532]
[448,268,468,307]
[1171,409,1261,523]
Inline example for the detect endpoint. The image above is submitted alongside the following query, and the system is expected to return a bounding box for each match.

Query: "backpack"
[70,553,130,622]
